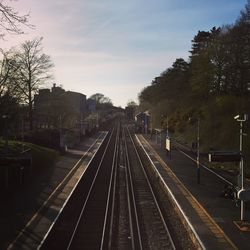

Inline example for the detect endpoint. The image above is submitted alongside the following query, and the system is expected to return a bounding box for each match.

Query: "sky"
[1,0,247,107]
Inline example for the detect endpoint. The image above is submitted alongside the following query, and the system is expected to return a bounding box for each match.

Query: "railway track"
[39,122,177,249]
[122,126,176,250]
[7,132,108,250]
[6,121,242,249]
[40,124,120,249]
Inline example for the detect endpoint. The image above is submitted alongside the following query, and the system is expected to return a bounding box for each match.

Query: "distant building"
[125,106,136,120]
[67,91,87,115]
[34,84,87,133]
[135,112,150,134]
[87,98,96,112]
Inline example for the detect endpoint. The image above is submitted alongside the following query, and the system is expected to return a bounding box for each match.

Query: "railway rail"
[122,126,176,250]
[7,132,107,250]
[40,124,120,249]
[5,120,243,249]
[38,123,178,249]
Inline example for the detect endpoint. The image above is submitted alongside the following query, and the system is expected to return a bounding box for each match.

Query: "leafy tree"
[228,0,250,97]
[138,85,156,104]
[89,93,113,108]
[161,58,190,98]
[189,30,212,58]
[126,100,138,107]
[238,0,250,24]
[208,27,229,94]
[137,2,250,172]
[189,29,218,98]
[139,58,190,105]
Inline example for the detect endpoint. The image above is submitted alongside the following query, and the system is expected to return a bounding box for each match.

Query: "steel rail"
[136,134,206,250]
[34,131,108,250]
[123,126,142,250]
[39,130,111,249]
[126,126,176,250]
[66,127,115,249]
[100,123,120,249]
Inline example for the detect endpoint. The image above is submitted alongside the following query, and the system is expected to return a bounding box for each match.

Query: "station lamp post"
[189,117,200,184]
[234,114,248,221]
[160,115,164,147]
[166,115,169,138]
[2,114,9,151]
[161,114,169,146]
[196,118,200,184]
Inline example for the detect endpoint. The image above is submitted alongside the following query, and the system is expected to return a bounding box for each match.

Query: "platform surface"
[138,134,250,250]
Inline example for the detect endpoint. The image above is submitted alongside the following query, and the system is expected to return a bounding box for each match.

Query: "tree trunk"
[29,101,33,130]
[28,84,33,131]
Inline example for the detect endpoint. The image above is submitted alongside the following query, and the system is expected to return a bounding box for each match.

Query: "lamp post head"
[188,117,200,123]
[234,115,240,120]
[234,114,248,121]
[2,114,10,119]
[247,82,250,91]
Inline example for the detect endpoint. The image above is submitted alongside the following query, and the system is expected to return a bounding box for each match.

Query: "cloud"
[2,0,247,107]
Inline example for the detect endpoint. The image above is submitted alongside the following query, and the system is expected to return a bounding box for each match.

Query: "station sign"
[208,151,241,162]
[166,137,171,151]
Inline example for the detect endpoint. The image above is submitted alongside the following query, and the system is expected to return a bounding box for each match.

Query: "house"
[125,106,136,120]
[34,84,87,136]
[87,98,96,113]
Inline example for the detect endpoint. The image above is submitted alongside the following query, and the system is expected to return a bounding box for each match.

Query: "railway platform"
[5,131,107,250]
[138,134,250,250]
[4,129,250,249]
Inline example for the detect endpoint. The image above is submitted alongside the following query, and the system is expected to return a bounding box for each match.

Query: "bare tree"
[15,37,54,130]
[0,48,21,97]
[0,0,33,38]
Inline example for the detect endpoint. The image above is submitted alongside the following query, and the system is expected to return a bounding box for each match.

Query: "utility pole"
[2,115,9,152]
[234,114,248,221]
[59,114,63,149]
[189,117,200,184]
[197,118,200,184]
[166,115,169,138]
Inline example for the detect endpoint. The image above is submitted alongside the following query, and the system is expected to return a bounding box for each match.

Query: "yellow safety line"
[139,135,238,250]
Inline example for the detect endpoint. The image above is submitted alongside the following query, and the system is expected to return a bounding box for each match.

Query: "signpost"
[208,151,241,163]
[166,137,171,159]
